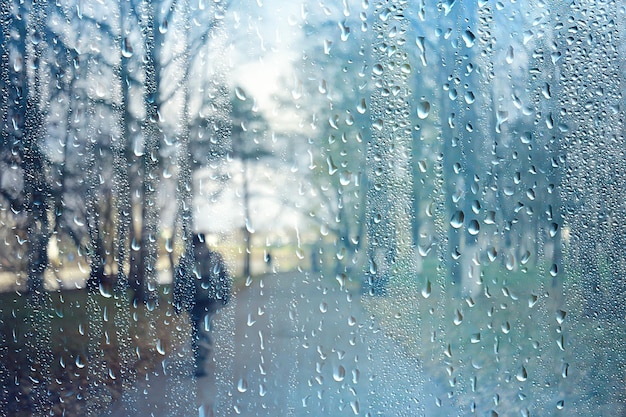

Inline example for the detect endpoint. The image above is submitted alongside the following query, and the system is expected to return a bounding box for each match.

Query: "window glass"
[1,0,625,415]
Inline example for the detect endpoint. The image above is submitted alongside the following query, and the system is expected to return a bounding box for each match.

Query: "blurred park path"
[107,271,449,416]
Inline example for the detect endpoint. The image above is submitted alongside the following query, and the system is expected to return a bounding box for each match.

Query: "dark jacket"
[174,248,231,317]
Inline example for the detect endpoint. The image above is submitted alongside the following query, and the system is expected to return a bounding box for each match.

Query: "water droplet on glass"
[556,335,565,351]
[122,38,133,58]
[542,82,551,99]
[99,283,112,298]
[468,219,480,235]
[235,87,247,101]
[159,18,168,34]
[156,339,166,355]
[245,218,255,233]
[357,98,367,114]
[453,309,463,325]
[505,45,514,64]
[417,101,430,119]
[450,210,464,228]
[462,30,476,47]
[464,91,475,104]
[550,263,558,277]
[442,0,457,16]
[501,321,511,334]
[421,280,431,298]
[75,354,86,369]
[471,333,481,343]
[237,378,248,393]
[516,365,528,381]
[556,309,566,324]
[333,365,346,382]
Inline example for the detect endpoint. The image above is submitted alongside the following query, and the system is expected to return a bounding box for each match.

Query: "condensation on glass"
[1,0,624,416]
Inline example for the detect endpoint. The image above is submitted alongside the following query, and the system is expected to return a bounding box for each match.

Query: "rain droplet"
[450,210,465,228]
[333,365,346,382]
[237,378,248,393]
[356,98,367,114]
[156,339,166,355]
[516,365,528,381]
[421,280,431,298]
[442,0,457,16]
[487,246,497,262]
[417,101,430,119]
[501,321,511,334]
[245,218,255,233]
[462,30,476,48]
[99,283,112,298]
[505,45,514,64]
[495,110,509,133]
[75,355,86,369]
[235,87,247,101]
[549,263,558,277]
[122,38,133,58]
[468,219,480,235]
[542,83,551,99]
[159,18,168,34]
[556,335,565,351]
[471,333,481,343]
[453,309,463,325]
[556,309,566,324]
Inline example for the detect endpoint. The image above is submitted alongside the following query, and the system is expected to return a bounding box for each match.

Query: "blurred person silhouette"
[174,233,231,377]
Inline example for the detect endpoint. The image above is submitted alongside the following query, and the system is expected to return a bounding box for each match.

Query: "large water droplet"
[356,98,367,114]
[333,365,346,382]
[453,309,463,325]
[122,38,133,58]
[450,210,465,228]
[442,0,456,16]
[237,378,248,393]
[417,101,430,119]
[468,219,480,235]
[156,339,166,355]
[516,365,528,381]
[462,30,476,48]
[235,87,247,101]
[505,45,515,64]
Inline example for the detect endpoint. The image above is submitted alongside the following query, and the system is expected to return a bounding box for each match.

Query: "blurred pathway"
[107,271,449,416]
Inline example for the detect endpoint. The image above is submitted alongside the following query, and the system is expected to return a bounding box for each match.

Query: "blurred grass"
[0,286,191,416]
[361,260,626,416]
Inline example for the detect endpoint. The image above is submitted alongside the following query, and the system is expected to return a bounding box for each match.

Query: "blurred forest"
[2,0,624,314]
